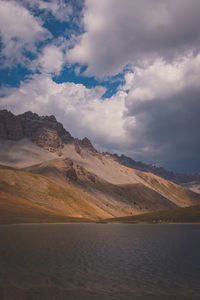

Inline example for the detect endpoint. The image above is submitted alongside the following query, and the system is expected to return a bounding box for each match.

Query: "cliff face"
[0,111,24,140]
[0,110,95,155]
[0,110,74,154]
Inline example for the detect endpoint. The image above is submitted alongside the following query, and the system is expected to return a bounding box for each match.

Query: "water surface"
[0,224,200,299]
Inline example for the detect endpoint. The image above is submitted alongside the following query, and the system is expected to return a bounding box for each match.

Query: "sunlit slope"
[0,168,112,222]
[0,190,91,224]
[62,144,200,207]
[1,146,200,223]
[26,156,200,209]
[0,166,172,223]
[26,158,179,215]
[1,138,200,209]
[1,157,200,224]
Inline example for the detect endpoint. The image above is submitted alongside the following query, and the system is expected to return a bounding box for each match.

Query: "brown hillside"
[0,190,91,224]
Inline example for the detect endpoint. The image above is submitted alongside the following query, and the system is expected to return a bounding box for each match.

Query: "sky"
[0,0,200,173]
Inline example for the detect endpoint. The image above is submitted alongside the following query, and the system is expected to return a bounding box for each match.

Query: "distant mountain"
[113,154,200,193]
[0,109,200,223]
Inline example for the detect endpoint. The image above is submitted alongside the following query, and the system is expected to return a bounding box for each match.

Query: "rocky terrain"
[1,109,198,190]
[0,110,89,155]
[0,109,200,223]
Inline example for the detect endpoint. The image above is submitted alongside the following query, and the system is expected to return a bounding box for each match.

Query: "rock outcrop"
[0,110,24,140]
[0,110,97,156]
[0,110,73,154]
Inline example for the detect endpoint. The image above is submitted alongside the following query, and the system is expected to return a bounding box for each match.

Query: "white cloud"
[125,53,200,107]
[1,52,200,171]
[0,0,50,68]
[122,53,200,170]
[120,72,135,91]
[0,75,128,147]
[21,0,73,22]
[1,0,200,172]
[67,0,200,77]
[31,44,64,75]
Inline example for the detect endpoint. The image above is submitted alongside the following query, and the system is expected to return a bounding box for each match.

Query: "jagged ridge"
[113,154,200,190]
[0,110,96,156]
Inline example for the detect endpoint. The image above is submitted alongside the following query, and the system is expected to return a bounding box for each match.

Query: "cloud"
[1,0,200,172]
[123,54,200,172]
[31,44,64,75]
[120,72,135,92]
[0,75,128,148]
[21,0,73,22]
[0,0,50,68]
[67,0,200,77]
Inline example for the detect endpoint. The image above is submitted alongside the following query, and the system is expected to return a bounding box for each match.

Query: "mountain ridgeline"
[113,154,200,190]
[0,109,200,223]
[0,109,95,156]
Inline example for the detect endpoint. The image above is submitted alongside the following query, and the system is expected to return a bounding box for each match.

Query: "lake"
[0,224,200,299]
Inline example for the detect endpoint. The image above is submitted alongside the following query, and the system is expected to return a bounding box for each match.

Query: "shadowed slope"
[104,205,200,223]
[0,138,57,168]
[135,171,200,207]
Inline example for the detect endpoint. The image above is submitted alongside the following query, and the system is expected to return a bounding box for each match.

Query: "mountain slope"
[0,167,111,221]
[0,138,58,168]
[34,150,200,208]
[114,153,200,192]
[1,110,200,223]
[25,158,178,214]
[0,165,173,223]
[1,135,199,209]
[0,190,91,224]
[25,157,200,211]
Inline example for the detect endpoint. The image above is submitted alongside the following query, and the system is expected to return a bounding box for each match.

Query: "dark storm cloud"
[125,85,200,172]
[68,0,200,77]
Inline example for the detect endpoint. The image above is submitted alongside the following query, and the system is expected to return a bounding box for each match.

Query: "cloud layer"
[68,0,200,77]
[124,55,200,171]
[1,0,200,172]
[0,75,128,150]
[0,0,49,68]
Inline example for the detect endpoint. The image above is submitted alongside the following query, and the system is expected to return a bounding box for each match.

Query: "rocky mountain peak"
[0,110,96,156]
[80,137,96,151]
[19,111,40,120]
[0,110,73,154]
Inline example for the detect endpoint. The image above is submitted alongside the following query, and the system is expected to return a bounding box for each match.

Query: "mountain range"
[0,109,200,223]
[113,154,200,193]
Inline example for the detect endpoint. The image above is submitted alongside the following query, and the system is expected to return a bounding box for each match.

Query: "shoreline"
[1,221,200,225]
